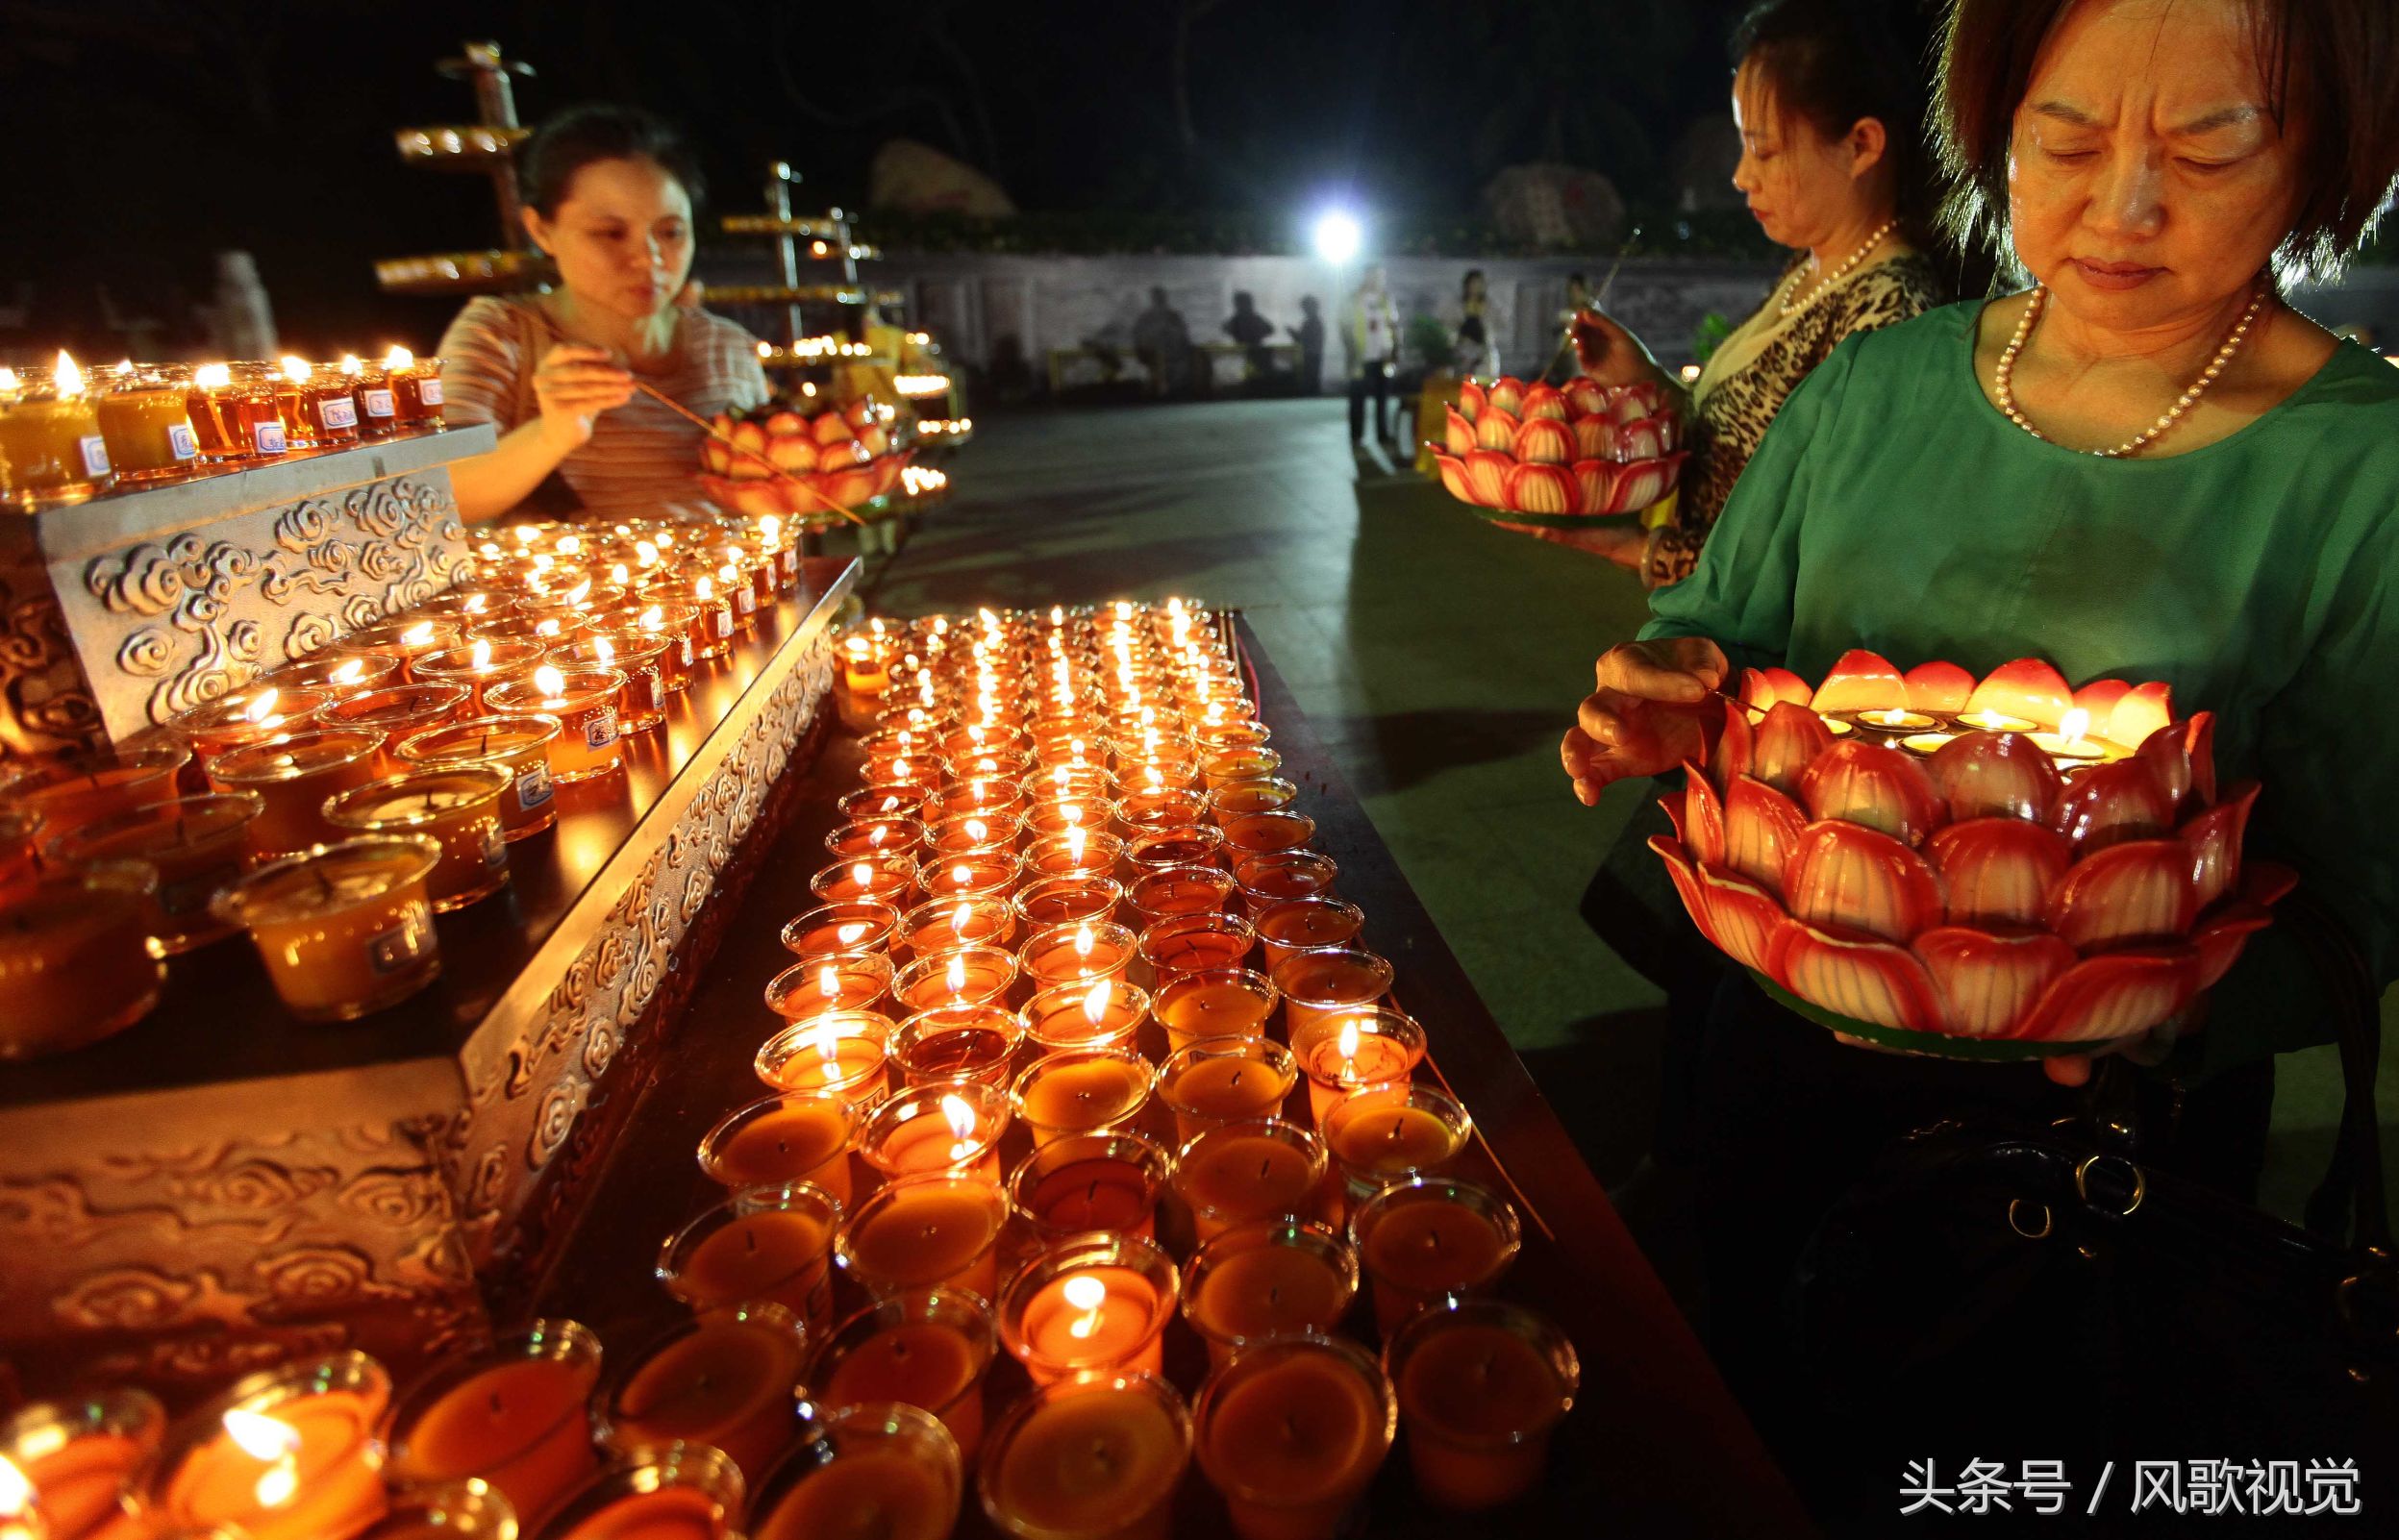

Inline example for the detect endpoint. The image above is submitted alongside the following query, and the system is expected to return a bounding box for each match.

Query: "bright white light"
[1312,211,1362,264]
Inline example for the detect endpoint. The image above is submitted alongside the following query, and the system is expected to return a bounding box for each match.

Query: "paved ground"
[861,395,2389,1223]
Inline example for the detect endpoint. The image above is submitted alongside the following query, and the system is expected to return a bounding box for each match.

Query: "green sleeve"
[1639,338,1861,673]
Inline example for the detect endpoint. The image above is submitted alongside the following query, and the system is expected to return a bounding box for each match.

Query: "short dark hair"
[1936,0,2399,284]
[517,104,706,220]
[1732,0,1940,240]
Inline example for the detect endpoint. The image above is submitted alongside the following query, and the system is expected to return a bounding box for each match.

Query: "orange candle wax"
[979,1374,1189,1540]
[384,1323,602,1531]
[890,946,1016,1014]
[659,1186,840,1329]
[393,714,561,843]
[1255,898,1365,970]
[0,742,188,848]
[212,835,441,1022]
[1124,824,1225,881]
[318,684,471,774]
[42,792,261,956]
[1009,873,1124,931]
[837,784,931,824]
[747,1408,961,1540]
[1001,1257,1174,1384]
[836,1175,1010,1301]
[1223,809,1315,857]
[1007,1131,1171,1246]
[1293,1009,1425,1123]
[1020,977,1148,1053]
[780,899,902,960]
[698,1092,855,1205]
[146,1353,392,1540]
[322,766,510,913]
[1126,862,1237,924]
[858,1081,1012,1186]
[412,640,547,713]
[170,685,331,764]
[1233,851,1338,914]
[1153,967,1277,1051]
[829,816,929,864]
[1137,911,1256,979]
[1196,1335,1394,1540]
[541,1449,741,1540]
[808,854,918,907]
[0,868,164,1057]
[1273,948,1394,1048]
[1385,1302,1578,1510]
[756,1010,893,1110]
[1023,829,1125,881]
[205,728,387,860]
[0,1389,163,1540]
[604,1305,808,1483]
[268,652,401,701]
[1016,919,1137,990]
[1012,1047,1156,1145]
[893,894,1013,958]
[1322,1082,1470,1192]
[1159,1037,1300,1144]
[763,952,894,1022]
[1351,1178,1522,1334]
[336,618,462,681]
[811,1291,996,1462]
[485,667,623,783]
[916,849,1021,902]
[1209,776,1299,823]
[890,1005,1024,1089]
[1183,1220,1359,1367]
[1175,1119,1330,1242]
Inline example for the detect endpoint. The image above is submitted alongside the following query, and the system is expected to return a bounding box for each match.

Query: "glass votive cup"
[319,683,473,770]
[756,1009,895,1110]
[1199,746,1283,787]
[0,372,112,505]
[1019,977,1149,1054]
[1137,911,1256,981]
[1016,919,1138,992]
[1195,1333,1395,1540]
[1182,1219,1361,1371]
[184,360,282,461]
[1223,809,1316,858]
[383,1320,604,1533]
[138,1352,392,1540]
[862,753,947,798]
[837,784,930,824]
[532,1445,743,1540]
[780,899,902,960]
[1255,897,1365,971]
[1323,1081,1472,1199]
[322,765,511,913]
[393,715,562,842]
[996,1233,1180,1387]
[890,945,1017,1015]
[1007,1130,1173,1249]
[976,1371,1191,1540]
[656,1181,843,1329]
[1009,874,1122,931]
[891,1005,1024,1089]
[483,669,625,784]
[826,815,927,864]
[804,1291,995,1467]
[947,747,1035,786]
[212,834,440,1021]
[1290,1006,1427,1124]
[857,1079,1014,1187]
[921,779,1031,829]
[0,865,164,1058]
[357,1479,518,1540]
[205,728,388,860]
[916,849,1021,903]
[808,853,918,907]
[337,618,464,680]
[1349,1176,1524,1337]
[625,604,699,692]
[95,363,200,483]
[925,808,1025,858]
[697,1090,857,1207]
[836,1172,1012,1302]
[894,894,1015,959]
[268,651,403,701]
[411,642,547,713]
[743,1402,962,1540]
[1151,967,1278,1052]
[1271,945,1393,1043]
[0,740,191,847]
[467,611,581,650]
[1022,830,1124,882]
[1381,1298,1577,1511]
[1124,823,1225,879]
[43,791,262,954]
[1021,767,1115,809]
[170,684,331,763]
[1125,862,1237,926]
[1210,776,1300,824]
[0,1386,165,1540]
[1191,715,1271,751]
[763,950,895,1022]
[598,1304,810,1485]
[554,635,669,734]
[1011,1045,1157,1148]
[941,723,1030,762]
[1113,785,1212,832]
[1173,1117,1333,1243]
[1158,1036,1300,1145]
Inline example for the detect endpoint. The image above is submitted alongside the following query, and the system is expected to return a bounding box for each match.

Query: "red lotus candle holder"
[1649,650,2289,1058]
[1430,376,1688,522]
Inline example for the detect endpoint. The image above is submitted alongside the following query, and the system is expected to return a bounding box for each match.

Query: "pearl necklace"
[1993,282,2266,458]
[1776,219,1898,318]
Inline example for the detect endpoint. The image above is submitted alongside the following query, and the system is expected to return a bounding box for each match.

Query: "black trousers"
[1346,361,1392,444]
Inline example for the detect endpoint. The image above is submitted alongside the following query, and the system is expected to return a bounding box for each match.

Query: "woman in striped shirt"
[437,105,768,522]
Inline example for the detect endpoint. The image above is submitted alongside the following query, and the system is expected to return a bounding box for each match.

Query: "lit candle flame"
[280,355,311,383]
[535,618,562,636]
[762,515,782,542]
[557,534,582,557]
[592,636,614,665]
[469,639,491,670]
[836,922,870,946]
[52,351,84,397]
[695,575,714,601]
[950,902,972,938]
[384,346,416,369]
[639,605,663,631]
[941,1092,979,1159]
[0,1458,33,1522]
[564,580,591,606]
[949,863,970,889]
[1082,980,1113,1025]
[1863,708,1915,727]
[1063,1274,1108,1338]
[222,1408,304,1510]
[339,353,362,376]
[534,664,567,698]
[1337,1020,1362,1064]
[966,817,987,843]
[611,562,630,586]
[717,563,739,586]
[330,658,362,685]
[1065,826,1087,862]
[851,861,873,889]
[819,963,839,1000]
[194,361,232,389]
[637,539,662,566]
[401,621,435,647]
[945,954,967,995]
[2059,708,2091,744]
[241,689,282,724]
[464,594,488,613]
[1073,923,1095,959]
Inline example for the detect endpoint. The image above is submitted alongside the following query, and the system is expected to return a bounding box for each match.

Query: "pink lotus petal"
[1562,378,1605,418]
[1739,668,1780,711]
[1684,763,1728,866]
[2043,837,2200,949]
[1928,731,2063,824]
[1610,458,1677,511]
[2014,946,2199,1041]
[1616,418,1665,461]
[1928,817,2073,928]
[1786,819,1946,943]
[1569,459,1613,514]
[2070,680,2130,727]
[1812,649,1907,714]
[2179,780,2258,911]
[1649,833,1712,944]
[1464,449,1512,507]
[1657,792,1686,845]
[1571,415,1615,460]
[2107,682,2174,748]
[1505,461,1580,515]
[1903,661,1975,713]
[2190,901,2272,989]
[1723,774,1807,895]
[1443,406,1475,458]
[1758,668,1812,708]
[1967,658,2074,726]
[1513,416,1574,465]
[1912,927,2078,1036]
[1711,699,1755,788]
[2134,721,2192,812]
[1474,406,1521,454]
[2050,758,2175,852]
[1487,377,1526,416]
[1753,700,1835,794]
[1698,860,1785,973]
[1518,383,1568,421]
[1458,379,1486,423]
[1797,738,1944,843]
[1432,453,1472,505]
[1767,920,1941,1031]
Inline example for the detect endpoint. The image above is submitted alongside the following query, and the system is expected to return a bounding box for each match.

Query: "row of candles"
[0,513,805,1056]
[0,350,446,509]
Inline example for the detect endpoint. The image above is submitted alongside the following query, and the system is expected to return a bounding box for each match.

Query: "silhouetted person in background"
[1342,264,1400,454]
[1290,296,1326,394]
[1223,290,1275,377]
[1456,268,1497,378]
[1131,286,1192,395]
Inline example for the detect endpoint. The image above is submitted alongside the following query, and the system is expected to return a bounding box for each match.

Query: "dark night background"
[1,0,1773,357]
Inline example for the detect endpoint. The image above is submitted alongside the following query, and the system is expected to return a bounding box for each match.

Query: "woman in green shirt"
[1562,0,2399,1509]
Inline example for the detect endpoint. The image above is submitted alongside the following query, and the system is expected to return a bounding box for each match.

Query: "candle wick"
[745,1228,758,1255]
[1228,1068,1242,1089]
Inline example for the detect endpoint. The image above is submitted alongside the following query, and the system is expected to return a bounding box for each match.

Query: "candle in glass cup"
[0,741,190,849]
[1383,1299,1578,1510]
[142,1352,392,1540]
[205,729,387,859]
[412,641,546,713]
[1123,824,1226,882]
[829,815,928,865]
[858,1080,1013,1187]
[978,1372,1190,1540]
[698,1091,856,1206]
[763,951,895,1022]
[323,766,510,912]
[536,1446,740,1540]
[1174,1117,1332,1242]
[779,899,902,960]
[394,715,561,842]
[184,360,283,460]
[484,667,623,783]
[743,1403,961,1540]
[891,1004,1023,1089]
[1126,863,1236,925]
[269,652,401,702]
[683,575,736,661]
[1182,1220,1359,1370]
[1350,1177,1523,1335]
[1152,967,1277,1051]
[337,619,463,682]
[1195,1333,1395,1540]
[1010,874,1122,931]
[0,866,163,1057]
[925,808,1024,858]
[212,835,440,1022]
[339,356,399,438]
[384,1321,604,1533]
[1291,1008,1426,1124]
[0,353,112,506]
[1210,777,1299,825]
[319,684,471,774]
[806,1291,995,1465]
[838,784,930,824]
[355,1479,516,1540]
[171,687,331,763]
[836,1173,1012,1302]
[45,791,262,954]
[1223,809,1316,858]
[554,635,668,734]
[1199,746,1283,788]
[96,363,200,483]
[629,604,697,692]
[1323,1082,1470,1197]
[1007,1131,1172,1247]
[0,1388,164,1540]
[808,854,917,907]
[1137,911,1256,981]
[1158,1036,1299,1144]
[997,1234,1179,1386]
[1012,1046,1157,1147]
[657,1182,843,1329]
[893,895,1012,958]
[756,1009,894,1110]
[1272,947,1392,1044]
[1024,829,1124,882]
[916,849,1019,903]
[1019,977,1148,1053]
[383,349,447,429]
[1016,920,1137,992]
[890,945,1017,1015]
[600,1304,808,1484]
[1255,898,1364,970]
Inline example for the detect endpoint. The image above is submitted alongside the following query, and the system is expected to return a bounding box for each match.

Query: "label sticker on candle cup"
[368,900,435,975]
[77,435,111,477]
[167,421,199,460]
[516,762,554,810]
[320,396,359,430]
[252,420,287,455]
[417,379,444,407]
[584,709,619,750]
[362,387,396,420]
